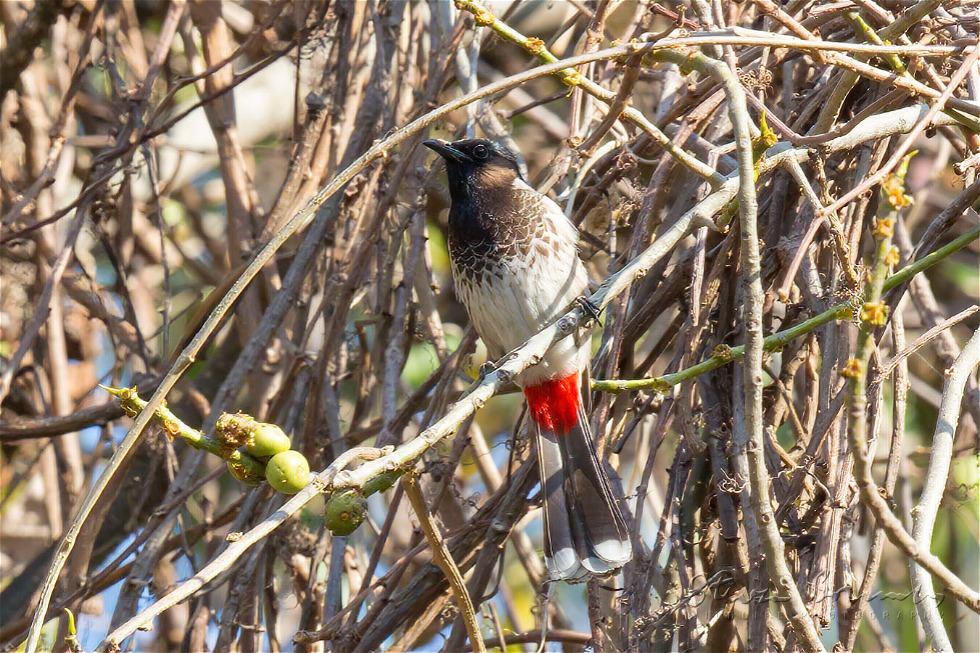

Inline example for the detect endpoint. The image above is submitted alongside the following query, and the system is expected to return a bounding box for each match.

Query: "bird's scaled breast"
[447,184,588,358]
[451,243,587,360]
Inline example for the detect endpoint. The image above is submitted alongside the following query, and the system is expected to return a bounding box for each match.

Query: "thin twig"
[880,306,980,378]
[403,471,486,653]
[820,44,980,216]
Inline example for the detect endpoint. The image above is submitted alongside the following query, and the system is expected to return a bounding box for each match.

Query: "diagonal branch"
[403,472,486,653]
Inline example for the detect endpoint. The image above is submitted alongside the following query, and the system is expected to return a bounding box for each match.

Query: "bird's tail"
[524,374,632,580]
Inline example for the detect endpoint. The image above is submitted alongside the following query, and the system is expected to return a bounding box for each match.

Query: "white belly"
[454,249,590,386]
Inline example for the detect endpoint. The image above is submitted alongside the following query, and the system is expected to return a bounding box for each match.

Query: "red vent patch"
[523,373,581,435]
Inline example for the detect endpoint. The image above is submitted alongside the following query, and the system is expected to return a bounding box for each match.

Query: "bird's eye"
[472,144,489,160]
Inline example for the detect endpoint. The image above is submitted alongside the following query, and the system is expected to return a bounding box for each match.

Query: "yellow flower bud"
[885,246,900,268]
[859,302,888,327]
[874,216,895,239]
[881,175,913,210]
[842,358,863,379]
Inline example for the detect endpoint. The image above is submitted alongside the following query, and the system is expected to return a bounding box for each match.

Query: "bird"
[423,137,632,581]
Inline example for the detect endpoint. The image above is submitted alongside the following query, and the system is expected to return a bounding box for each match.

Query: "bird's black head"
[423,138,522,201]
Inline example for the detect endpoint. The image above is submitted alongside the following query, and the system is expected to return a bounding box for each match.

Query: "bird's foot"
[478,361,497,381]
[575,296,602,326]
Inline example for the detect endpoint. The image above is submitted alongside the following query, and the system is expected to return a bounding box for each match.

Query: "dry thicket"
[1,1,979,652]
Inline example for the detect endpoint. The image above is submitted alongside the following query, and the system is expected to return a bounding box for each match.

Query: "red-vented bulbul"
[424,137,631,580]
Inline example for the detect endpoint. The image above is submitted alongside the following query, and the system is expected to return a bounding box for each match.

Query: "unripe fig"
[215,412,254,448]
[227,458,263,485]
[363,470,400,496]
[265,450,311,494]
[325,489,367,536]
[246,422,291,458]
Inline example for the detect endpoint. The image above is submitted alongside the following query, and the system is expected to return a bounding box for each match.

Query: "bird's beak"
[423,139,466,163]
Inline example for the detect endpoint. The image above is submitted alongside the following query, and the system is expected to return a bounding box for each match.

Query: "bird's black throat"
[447,183,512,271]
[426,137,535,277]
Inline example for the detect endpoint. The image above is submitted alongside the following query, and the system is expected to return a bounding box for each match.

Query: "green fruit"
[227,458,263,485]
[215,412,253,448]
[265,450,311,494]
[325,489,367,536]
[363,470,400,496]
[246,422,291,458]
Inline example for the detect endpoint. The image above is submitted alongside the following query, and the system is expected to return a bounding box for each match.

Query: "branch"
[403,472,486,653]
[910,327,980,651]
[593,227,980,394]
[102,386,266,482]
[0,401,126,441]
[465,629,591,651]
[95,447,388,651]
[845,168,980,612]
[667,48,825,653]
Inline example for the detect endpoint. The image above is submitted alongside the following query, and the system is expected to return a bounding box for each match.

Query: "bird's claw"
[575,296,602,326]
[478,361,497,381]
